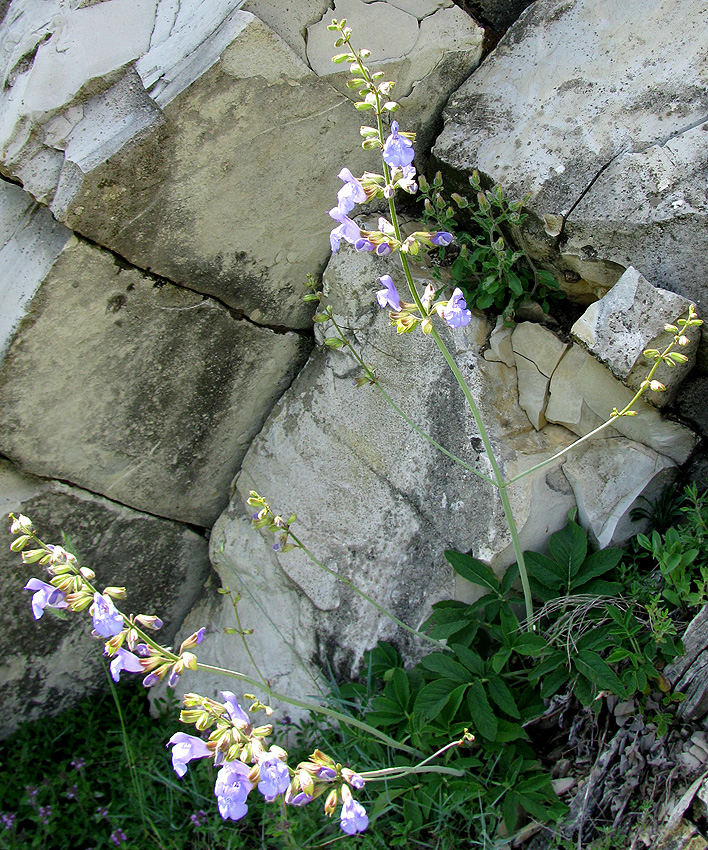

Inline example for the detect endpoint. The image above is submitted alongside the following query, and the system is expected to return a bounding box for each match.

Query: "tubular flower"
[256,751,291,801]
[91,592,124,638]
[432,231,453,246]
[440,288,472,329]
[376,275,401,311]
[329,207,361,252]
[336,167,367,213]
[339,785,368,835]
[109,648,144,683]
[24,578,68,620]
[382,120,414,168]
[167,732,213,778]
[214,761,253,821]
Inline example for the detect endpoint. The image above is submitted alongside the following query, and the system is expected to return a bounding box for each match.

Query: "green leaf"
[419,653,471,683]
[476,292,495,309]
[467,680,498,741]
[391,668,410,708]
[487,675,521,718]
[513,632,548,657]
[491,647,512,673]
[494,718,529,742]
[575,578,622,596]
[503,791,519,831]
[451,257,469,281]
[573,675,596,706]
[501,563,518,594]
[524,551,566,589]
[548,519,587,581]
[571,547,623,589]
[414,679,459,721]
[403,798,423,833]
[541,667,571,699]
[574,649,626,697]
[450,644,484,677]
[444,550,500,593]
[507,269,524,297]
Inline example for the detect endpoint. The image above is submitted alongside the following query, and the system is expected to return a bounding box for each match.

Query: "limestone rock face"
[545,344,698,465]
[562,438,677,549]
[0,181,71,357]
[206,246,580,688]
[0,234,312,527]
[0,0,484,328]
[433,0,708,306]
[571,267,701,406]
[511,321,567,429]
[0,459,210,739]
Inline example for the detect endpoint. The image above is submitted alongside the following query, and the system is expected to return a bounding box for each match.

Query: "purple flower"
[340,794,368,835]
[355,238,375,253]
[442,288,472,329]
[214,761,252,821]
[285,788,314,806]
[382,120,414,169]
[336,167,366,213]
[142,672,160,687]
[91,593,124,638]
[219,691,250,726]
[24,578,68,620]
[2,813,15,830]
[167,667,181,688]
[95,806,109,820]
[110,828,127,845]
[317,766,337,781]
[109,648,143,683]
[432,231,453,246]
[376,275,401,311]
[71,758,85,771]
[39,805,51,825]
[329,207,361,252]
[257,751,290,802]
[167,732,213,778]
[375,243,392,256]
[190,810,207,827]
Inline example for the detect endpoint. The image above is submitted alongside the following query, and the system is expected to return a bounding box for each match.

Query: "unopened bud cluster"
[641,304,702,394]
[247,491,298,553]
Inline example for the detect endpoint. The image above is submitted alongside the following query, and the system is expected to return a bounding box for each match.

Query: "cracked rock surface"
[0,458,210,738]
[433,0,708,305]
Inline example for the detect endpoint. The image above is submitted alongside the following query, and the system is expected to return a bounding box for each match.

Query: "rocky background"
[0,0,706,737]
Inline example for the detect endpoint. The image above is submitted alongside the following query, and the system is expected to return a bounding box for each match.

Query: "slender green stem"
[325,311,495,486]
[362,737,467,780]
[289,530,444,648]
[195,661,423,757]
[227,589,269,688]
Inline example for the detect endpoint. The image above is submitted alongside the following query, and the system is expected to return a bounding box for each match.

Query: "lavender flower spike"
[167,732,213,778]
[257,751,291,802]
[441,288,472,329]
[340,786,369,835]
[336,167,367,213]
[109,648,144,683]
[214,761,253,821]
[329,207,361,252]
[382,120,414,169]
[376,275,401,311]
[91,592,124,638]
[24,578,68,620]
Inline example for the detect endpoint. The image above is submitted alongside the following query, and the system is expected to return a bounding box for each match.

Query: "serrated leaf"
[444,550,500,593]
[487,675,521,719]
[541,667,571,699]
[491,647,512,673]
[419,653,471,683]
[414,679,459,721]
[574,675,596,707]
[503,791,519,831]
[390,667,410,708]
[548,519,587,581]
[449,644,484,676]
[513,632,548,657]
[524,551,566,589]
[494,718,529,742]
[574,578,622,597]
[467,680,498,741]
[501,562,518,594]
[574,649,626,697]
[571,547,623,590]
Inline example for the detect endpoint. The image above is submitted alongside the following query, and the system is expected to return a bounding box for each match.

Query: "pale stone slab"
[433,0,708,305]
[0,237,312,527]
[562,437,677,549]
[209,244,580,687]
[571,267,700,406]
[484,316,515,367]
[0,459,210,739]
[511,321,567,429]
[0,181,71,357]
[545,344,698,465]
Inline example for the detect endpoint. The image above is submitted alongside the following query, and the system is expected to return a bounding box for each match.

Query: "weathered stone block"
[511,321,567,429]
[0,236,312,527]
[0,459,210,739]
[571,267,701,406]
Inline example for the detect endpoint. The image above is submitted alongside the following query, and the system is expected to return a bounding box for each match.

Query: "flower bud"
[79,566,96,580]
[22,549,46,564]
[650,380,666,392]
[181,651,198,671]
[10,534,30,552]
[678,335,690,346]
[103,586,126,599]
[324,788,338,816]
[10,514,34,535]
